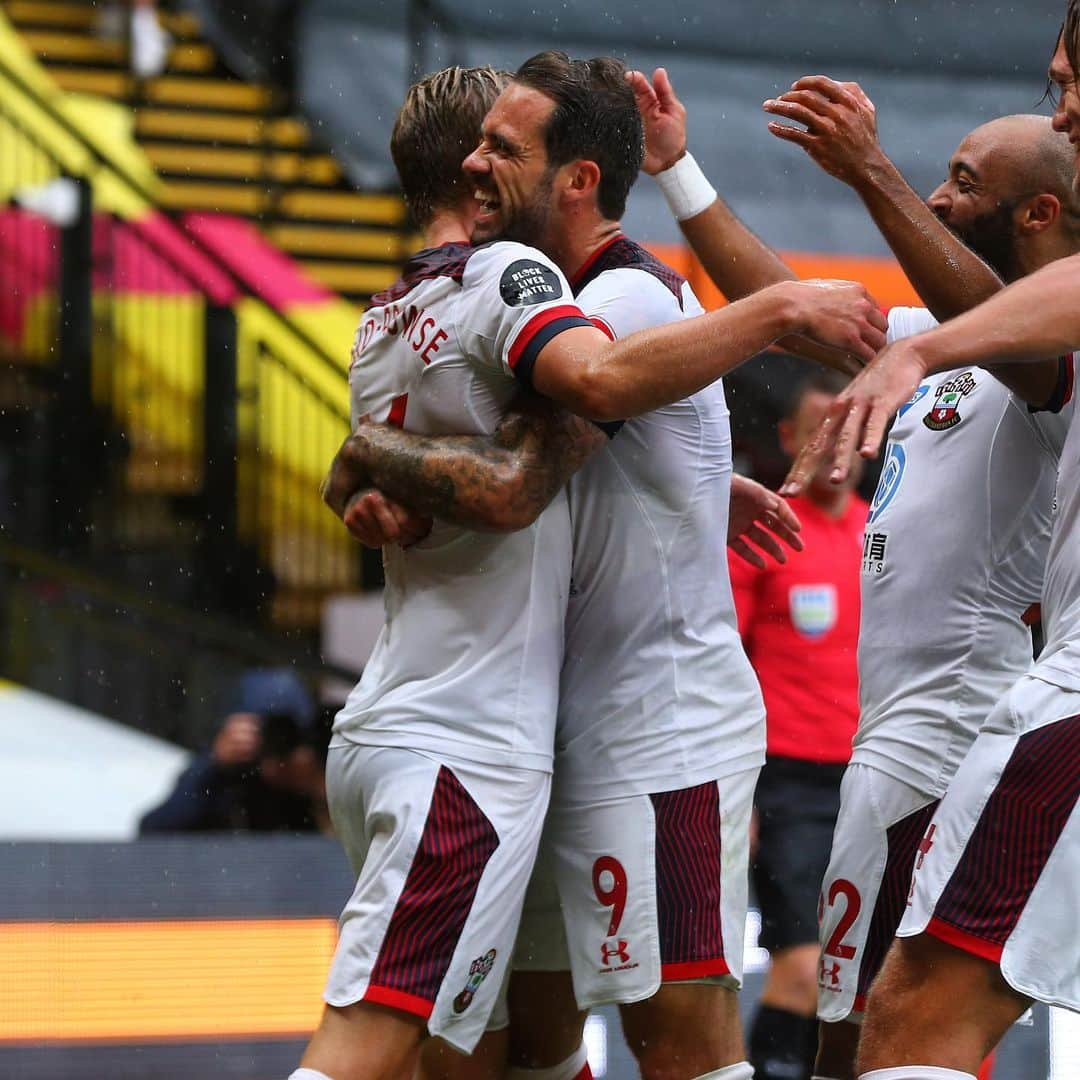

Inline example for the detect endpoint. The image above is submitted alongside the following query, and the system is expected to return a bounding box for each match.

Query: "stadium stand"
[5,0,410,304]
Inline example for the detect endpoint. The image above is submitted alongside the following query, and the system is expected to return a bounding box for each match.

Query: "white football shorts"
[513,768,758,1010]
[816,763,939,1023]
[898,674,1080,1012]
[322,741,550,1053]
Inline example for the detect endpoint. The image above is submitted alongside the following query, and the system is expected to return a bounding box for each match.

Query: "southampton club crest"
[452,948,497,1014]
[924,371,977,431]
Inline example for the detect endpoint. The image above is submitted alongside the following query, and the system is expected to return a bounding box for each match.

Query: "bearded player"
[302,59,885,1080]
[629,63,1078,1080]
[776,13,1080,1079]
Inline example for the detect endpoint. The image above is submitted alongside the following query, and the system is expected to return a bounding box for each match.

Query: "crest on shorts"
[789,585,837,639]
[923,371,976,431]
[452,948,497,1014]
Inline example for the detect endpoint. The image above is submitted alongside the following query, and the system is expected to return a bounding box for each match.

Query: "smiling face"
[924,116,1069,280]
[463,82,561,249]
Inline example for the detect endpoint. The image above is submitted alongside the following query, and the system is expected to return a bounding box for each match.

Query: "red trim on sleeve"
[570,234,624,288]
[1022,603,1041,627]
[659,958,731,982]
[362,984,435,1019]
[1062,353,1075,407]
[924,916,1004,964]
[852,992,868,1014]
[508,304,590,369]
[590,315,616,341]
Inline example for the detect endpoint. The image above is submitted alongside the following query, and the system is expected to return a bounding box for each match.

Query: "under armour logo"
[819,958,841,988]
[600,939,630,966]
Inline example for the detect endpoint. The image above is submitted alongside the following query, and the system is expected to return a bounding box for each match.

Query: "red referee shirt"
[729,494,866,764]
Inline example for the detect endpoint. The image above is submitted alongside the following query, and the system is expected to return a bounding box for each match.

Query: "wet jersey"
[556,237,766,802]
[1034,351,1080,691]
[334,241,592,772]
[853,305,1073,794]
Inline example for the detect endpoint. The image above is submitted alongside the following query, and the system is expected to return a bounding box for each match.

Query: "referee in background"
[729,370,865,1080]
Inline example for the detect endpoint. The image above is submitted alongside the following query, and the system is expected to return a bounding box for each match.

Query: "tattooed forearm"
[344,399,607,532]
[321,437,374,518]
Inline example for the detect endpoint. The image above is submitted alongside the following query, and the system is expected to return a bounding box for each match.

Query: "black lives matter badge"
[500,260,563,307]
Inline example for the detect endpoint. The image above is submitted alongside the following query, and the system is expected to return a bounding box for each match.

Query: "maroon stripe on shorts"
[854,799,939,1004]
[650,782,726,973]
[366,765,500,1008]
[931,716,1080,951]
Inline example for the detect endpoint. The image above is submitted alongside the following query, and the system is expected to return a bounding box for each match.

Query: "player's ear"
[564,159,602,204]
[1019,193,1060,233]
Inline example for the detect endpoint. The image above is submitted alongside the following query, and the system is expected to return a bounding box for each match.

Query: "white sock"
[289,1070,334,1080]
[859,1068,976,1080]
[692,1064,754,1080]
[507,1043,589,1080]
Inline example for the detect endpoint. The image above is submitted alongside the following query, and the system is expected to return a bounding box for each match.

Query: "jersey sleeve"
[455,242,594,386]
[1028,353,1076,457]
[577,267,685,341]
[886,305,939,345]
[727,546,761,643]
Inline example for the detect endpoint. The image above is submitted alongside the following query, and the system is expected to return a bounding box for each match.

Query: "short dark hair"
[513,51,643,221]
[391,66,508,227]
[784,368,850,420]
[1068,2,1080,83]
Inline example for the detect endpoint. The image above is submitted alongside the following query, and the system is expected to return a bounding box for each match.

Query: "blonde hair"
[391,66,508,227]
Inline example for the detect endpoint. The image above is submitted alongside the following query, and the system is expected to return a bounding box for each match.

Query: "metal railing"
[0,41,367,628]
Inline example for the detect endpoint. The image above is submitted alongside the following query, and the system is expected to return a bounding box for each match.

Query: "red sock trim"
[978,1050,996,1080]
[573,1065,593,1080]
[925,916,1004,964]
[660,957,730,981]
[361,984,434,1019]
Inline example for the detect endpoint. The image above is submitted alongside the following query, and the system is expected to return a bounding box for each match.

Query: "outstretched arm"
[324,397,607,534]
[628,67,865,375]
[781,253,1080,493]
[764,75,1059,406]
[629,67,797,299]
[531,277,886,421]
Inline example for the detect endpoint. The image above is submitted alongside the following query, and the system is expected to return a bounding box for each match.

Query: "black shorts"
[751,754,846,952]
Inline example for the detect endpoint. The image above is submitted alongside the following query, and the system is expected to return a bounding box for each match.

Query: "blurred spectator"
[139,667,330,833]
[729,370,866,1080]
[96,0,171,79]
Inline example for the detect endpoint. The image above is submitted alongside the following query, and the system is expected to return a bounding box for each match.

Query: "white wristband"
[653,151,717,222]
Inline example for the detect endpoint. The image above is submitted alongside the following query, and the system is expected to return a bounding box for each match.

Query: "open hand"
[764,76,885,186]
[781,338,928,496]
[627,67,688,175]
[728,473,803,569]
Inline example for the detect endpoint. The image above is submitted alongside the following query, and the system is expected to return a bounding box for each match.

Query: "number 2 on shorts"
[592,855,628,936]
[824,878,861,959]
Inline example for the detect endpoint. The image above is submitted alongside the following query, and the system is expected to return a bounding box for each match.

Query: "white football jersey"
[853,306,1073,795]
[334,241,593,772]
[1033,356,1080,691]
[556,237,765,802]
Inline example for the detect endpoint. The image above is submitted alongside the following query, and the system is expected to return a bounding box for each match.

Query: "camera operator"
[139,669,330,834]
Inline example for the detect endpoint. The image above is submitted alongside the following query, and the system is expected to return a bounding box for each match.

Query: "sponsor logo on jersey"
[923,371,976,431]
[867,444,906,525]
[500,260,564,306]
[862,531,888,575]
[452,948,497,1014]
[818,956,842,992]
[789,585,837,638]
[898,383,930,418]
[598,937,639,975]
